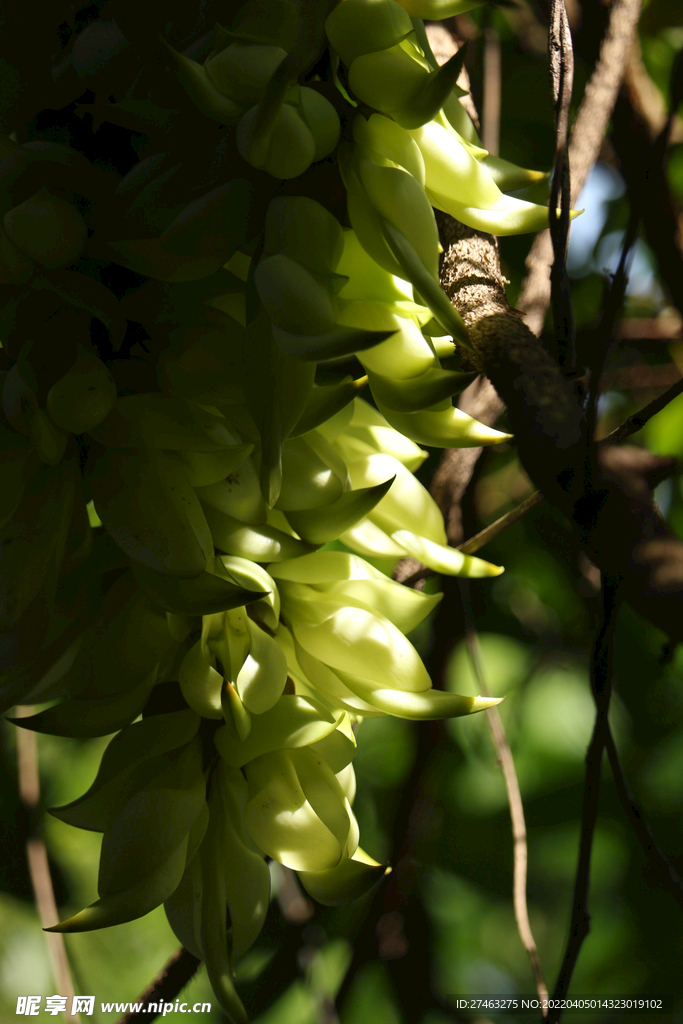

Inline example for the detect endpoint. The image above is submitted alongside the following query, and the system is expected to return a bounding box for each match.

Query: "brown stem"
[547,0,575,369]
[457,377,683,554]
[458,490,545,556]
[438,215,683,647]
[603,376,683,443]
[116,948,201,1024]
[14,709,80,1024]
[548,581,619,1023]
[459,582,549,1009]
[399,370,683,583]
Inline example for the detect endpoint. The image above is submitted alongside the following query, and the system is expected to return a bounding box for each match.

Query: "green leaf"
[216,695,338,767]
[33,270,127,350]
[290,377,369,437]
[368,366,477,412]
[286,478,395,544]
[272,324,393,361]
[9,677,154,738]
[160,180,256,260]
[392,44,469,129]
[131,562,268,615]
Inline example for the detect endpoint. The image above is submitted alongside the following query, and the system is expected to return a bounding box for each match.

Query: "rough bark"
[437,214,683,645]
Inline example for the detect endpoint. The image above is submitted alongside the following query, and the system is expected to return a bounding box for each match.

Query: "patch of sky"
[595,388,630,424]
[567,163,663,304]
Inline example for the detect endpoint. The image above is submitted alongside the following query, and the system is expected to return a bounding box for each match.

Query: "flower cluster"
[0,0,563,1018]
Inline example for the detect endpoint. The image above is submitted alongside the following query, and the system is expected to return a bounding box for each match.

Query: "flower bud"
[204,43,287,105]
[410,120,505,210]
[296,88,341,163]
[4,188,87,270]
[298,847,389,906]
[237,102,315,179]
[244,747,358,871]
[349,45,429,116]
[277,435,345,511]
[46,352,117,436]
[265,196,344,275]
[325,0,413,66]
[162,38,244,123]
[215,694,340,767]
[354,113,426,185]
[255,254,336,335]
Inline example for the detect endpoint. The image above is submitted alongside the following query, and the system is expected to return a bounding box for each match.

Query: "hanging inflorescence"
[0,0,570,1018]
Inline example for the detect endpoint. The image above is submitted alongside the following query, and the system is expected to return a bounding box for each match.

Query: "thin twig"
[548,0,575,371]
[117,948,201,1024]
[548,579,620,1023]
[458,490,544,555]
[603,375,683,443]
[458,582,548,1009]
[603,730,683,911]
[446,376,683,560]
[14,709,80,1024]
[519,0,643,336]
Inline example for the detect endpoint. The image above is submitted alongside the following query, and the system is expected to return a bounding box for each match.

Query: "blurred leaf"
[252,981,317,1024]
[307,939,352,1000]
[644,392,683,456]
[446,634,532,697]
[353,717,416,790]
[338,963,402,1024]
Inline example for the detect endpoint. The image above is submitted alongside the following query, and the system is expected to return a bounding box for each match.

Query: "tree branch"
[518,0,643,336]
[547,580,620,1024]
[463,378,683,552]
[392,22,506,589]
[117,948,200,1024]
[547,0,575,370]
[437,214,683,647]
[401,383,683,582]
[604,376,683,444]
[458,490,545,556]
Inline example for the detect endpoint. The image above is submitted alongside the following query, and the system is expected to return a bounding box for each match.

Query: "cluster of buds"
[0,0,574,1018]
